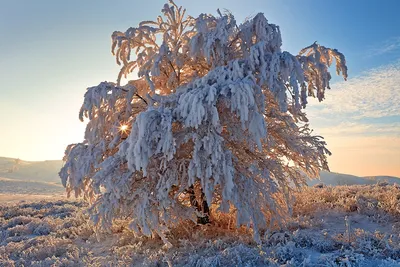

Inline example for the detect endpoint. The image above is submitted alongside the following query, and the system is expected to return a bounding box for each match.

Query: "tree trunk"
[188,185,210,224]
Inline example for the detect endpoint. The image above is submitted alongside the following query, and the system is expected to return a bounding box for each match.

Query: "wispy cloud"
[367,36,400,57]
[316,121,400,137]
[309,61,400,120]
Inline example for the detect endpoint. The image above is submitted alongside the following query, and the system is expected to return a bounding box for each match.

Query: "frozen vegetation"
[60,0,349,245]
[1,184,399,266]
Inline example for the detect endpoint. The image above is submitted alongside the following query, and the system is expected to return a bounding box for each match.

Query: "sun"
[119,124,129,133]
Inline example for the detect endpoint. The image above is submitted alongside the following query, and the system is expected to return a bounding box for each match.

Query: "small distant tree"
[60,1,347,244]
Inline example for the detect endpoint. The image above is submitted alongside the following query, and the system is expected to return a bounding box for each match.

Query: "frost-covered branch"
[61,1,347,245]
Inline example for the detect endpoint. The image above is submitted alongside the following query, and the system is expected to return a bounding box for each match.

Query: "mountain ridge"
[1,156,399,186]
[0,157,63,183]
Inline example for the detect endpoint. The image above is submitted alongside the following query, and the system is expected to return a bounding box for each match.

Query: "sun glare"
[119,124,129,133]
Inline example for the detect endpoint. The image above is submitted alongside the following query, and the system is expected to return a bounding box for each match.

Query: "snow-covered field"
[0,177,64,195]
[0,177,65,205]
[1,184,399,266]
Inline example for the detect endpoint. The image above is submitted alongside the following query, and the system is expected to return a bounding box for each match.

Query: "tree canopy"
[60,1,347,245]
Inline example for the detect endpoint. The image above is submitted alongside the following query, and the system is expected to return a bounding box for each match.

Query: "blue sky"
[0,0,399,176]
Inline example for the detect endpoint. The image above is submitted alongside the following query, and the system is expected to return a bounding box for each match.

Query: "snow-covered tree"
[60,1,347,244]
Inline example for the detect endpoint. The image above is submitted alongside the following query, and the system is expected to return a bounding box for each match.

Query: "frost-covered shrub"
[32,222,52,236]
[0,200,94,266]
[4,215,33,229]
[317,251,366,267]
[293,185,400,220]
[290,229,340,253]
[60,0,348,244]
[353,229,400,259]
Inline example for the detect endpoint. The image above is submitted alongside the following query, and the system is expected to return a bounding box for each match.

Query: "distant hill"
[0,157,63,184]
[1,157,399,187]
[308,170,400,186]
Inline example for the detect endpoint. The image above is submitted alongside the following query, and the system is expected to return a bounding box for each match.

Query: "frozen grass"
[1,184,400,266]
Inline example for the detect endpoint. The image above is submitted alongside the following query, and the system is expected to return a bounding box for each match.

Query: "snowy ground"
[1,184,400,266]
[0,177,65,205]
[0,177,64,195]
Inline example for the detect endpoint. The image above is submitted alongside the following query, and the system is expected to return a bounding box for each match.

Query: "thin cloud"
[317,122,400,137]
[309,61,400,120]
[367,36,400,57]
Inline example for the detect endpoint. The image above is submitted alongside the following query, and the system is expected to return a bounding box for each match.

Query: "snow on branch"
[60,1,347,244]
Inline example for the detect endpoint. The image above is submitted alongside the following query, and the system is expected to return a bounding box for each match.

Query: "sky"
[0,0,399,177]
